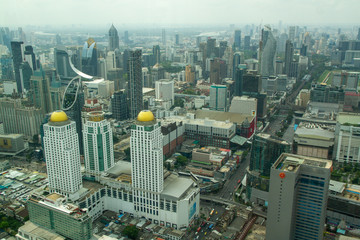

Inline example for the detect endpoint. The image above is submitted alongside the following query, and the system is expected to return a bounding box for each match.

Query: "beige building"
[295,89,310,108]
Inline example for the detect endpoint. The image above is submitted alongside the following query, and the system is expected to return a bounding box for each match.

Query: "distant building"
[155,79,174,108]
[234,30,241,50]
[185,65,195,84]
[266,153,331,240]
[82,38,97,76]
[259,26,276,77]
[161,119,185,158]
[0,134,27,155]
[332,71,359,89]
[108,24,119,51]
[16,221,66,240]
[310,84,345,104]
[229,96,257,117]
[284,40,293,76]
[11,41,24,93]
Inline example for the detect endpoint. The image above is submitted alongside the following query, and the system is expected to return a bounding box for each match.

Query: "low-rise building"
[0,134,28,155]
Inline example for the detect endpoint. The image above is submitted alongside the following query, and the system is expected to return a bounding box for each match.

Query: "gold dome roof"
[137,110,155,122]
[50,110,68,122]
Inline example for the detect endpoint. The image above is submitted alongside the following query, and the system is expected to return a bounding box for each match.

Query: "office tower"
[127,49,143,119]
[97,58,106,78]
[108,24,119,51]
[122,49,130,72]
[111,89,128,121]
[55,34,62,45]
[54,48,76,79]
[234,30,241,49]
[83,111,114,181]
[284,40,294,76]
[64,87,85,155]
[19,62,33,91]
[260,26,276,77]
[206,37,216,58]
[124,30,129,44]
[0,56,14,80]
[11,41,24,93]
[219,41,227,58]
[108,68,124,90]
[358,28,360,41]
[232,52,242,79]
[162,28,166,45]
[43,110,83,200]
[300,44,307,56]
[234,64,247,96]
[155,79,174,105]
[210,58,226,84]
[153,45,161,64]
[24,46,36,71]
[131,110,163,216]
[82,38,97,76]
[246,133,290,204]
[185,64,195,84]
[209,85,227,111]
[266,153,331,240]
[289,26,296,42]
[30,68,51,113]
[244,36,250,50]
[175,33,180,45]
[196,36,201,47]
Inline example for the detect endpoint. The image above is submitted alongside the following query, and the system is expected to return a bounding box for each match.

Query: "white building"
[3,81,17,95]
[83,111,114,181]
[229,96,257,116]
[43,111,83,200]
[98,80,115,98]
[155,79,174,106]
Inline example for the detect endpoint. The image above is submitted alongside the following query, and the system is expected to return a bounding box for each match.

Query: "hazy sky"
[1,0,360,27]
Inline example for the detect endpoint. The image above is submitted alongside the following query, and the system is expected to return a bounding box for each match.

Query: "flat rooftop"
[337,112,360,125]
[295,127,335,141]
[162,174,194,199]
[274,153,332,172]
[19,221,65,240]
[195,109,254,125]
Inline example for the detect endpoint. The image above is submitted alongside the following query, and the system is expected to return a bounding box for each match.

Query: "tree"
[32,134,39,144]
[113,135,119,144]
[122,225,139,239]
[176,156,188,166]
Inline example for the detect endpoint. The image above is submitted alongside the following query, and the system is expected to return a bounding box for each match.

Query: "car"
[204,232,207,235]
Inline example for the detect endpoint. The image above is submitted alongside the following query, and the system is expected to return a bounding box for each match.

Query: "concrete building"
[332,71,359,90]
[260,26,276,77]
[108,24,119,51]
[0,134,28,155]
[83,112,114,181]
[27,193,92,240]
[310,84,345,104]
[266,153,332,240]
[161,119,185,158]
[3,81,17,95]
[229,96,257,116]
[0,122,3,134]
[127,49,143,119]
[43,111,83,201]
[209,85,228,111]
[16,221,65,240]
[111,89,129,121]
[295,89,311,108]
[334,112,360,163]
[155,79,174,108]
[98,80,115,98]
[293,124,334,159]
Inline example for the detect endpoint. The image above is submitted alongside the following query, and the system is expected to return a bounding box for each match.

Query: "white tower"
[43,110,83,200]
[83,111,114,181]
[131,110,163,217]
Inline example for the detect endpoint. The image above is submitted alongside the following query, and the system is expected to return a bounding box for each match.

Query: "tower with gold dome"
[42,110,83,200]
[131,110,163,218]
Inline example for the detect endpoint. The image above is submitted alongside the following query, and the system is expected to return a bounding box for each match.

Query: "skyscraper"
[124,30,129,44]
[244,36,251,50]
[234,64,246,96]
[153,45,161,64]
[42,110,83,200]
[11,41,24,93]
[24,45,36,71]
[127,49,143,119]
[266,153,331,240]
[358,28,360,41]
[234,30,241,49]
[162,29,166,46]
[131,110,163,217]
[111,89,129,121]
[260,26,277,77]
[206,37,216,58]
[175,33,180,45]
[83,111,114,181]
[82,38,97,76]
[30,68,51,113]
[108,24,119,51]
[284,40,294,76]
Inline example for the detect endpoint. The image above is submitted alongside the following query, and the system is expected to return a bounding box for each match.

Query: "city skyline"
[1,0,360,27]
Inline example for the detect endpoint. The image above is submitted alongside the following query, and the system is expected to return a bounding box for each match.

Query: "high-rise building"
[124,30,129,44]
[289,26,296,42]
[19,61,33,91]
[54,48,76,79]
[175,33,180,45]
[111,89,128,121]
[219,41,227,58]
[42,111,83,200]
[185,64,195,84]
[30,69,51,114]
[82,38,97,76]
[206,38,216,58]
[284,40,294,76]
[358,28,360,41]
[234,64,247,96]
[162,29,166,46]
[244,36,251,50]
[209,85,228,111]
[127,49,143,119]
[24,45,36,71]
[234,30,241,49]
[131,110,164,215]
[242,71,261,94]
[232,52,242,79]
[83,111,114,181]
[108,24,119,51]
[260,26,276,77]
[210,58,226,84]
[246,133,290,204]
[11,41,24,93]
[153,45,161,64]
[266,153,331,240]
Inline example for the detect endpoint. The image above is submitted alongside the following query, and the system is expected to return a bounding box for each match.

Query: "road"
[196,201,226,239]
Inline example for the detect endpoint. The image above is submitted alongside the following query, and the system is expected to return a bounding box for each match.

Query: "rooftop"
[195,109,254,125]
[19,221,65,240]
[161,174,194,199]
[295,127,335,141]
[337,112,360,125]
[274,153,332,172]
